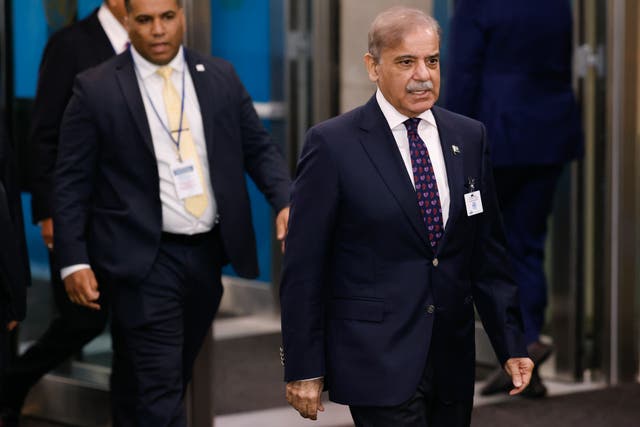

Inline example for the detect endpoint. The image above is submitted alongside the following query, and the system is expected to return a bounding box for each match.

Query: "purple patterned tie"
[404,118,443,250]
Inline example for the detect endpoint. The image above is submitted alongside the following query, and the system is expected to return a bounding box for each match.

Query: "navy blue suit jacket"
[280,97,526,405]
[444,0,583,167]
[30,9,115,223]
[54,48,290,283]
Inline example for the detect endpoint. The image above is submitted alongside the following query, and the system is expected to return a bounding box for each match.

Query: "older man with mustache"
[280,6,533,426]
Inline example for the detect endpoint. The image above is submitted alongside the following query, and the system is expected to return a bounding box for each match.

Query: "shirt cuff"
[60,264,91,280]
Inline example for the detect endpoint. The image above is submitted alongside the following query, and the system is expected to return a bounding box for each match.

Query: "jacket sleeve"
[280,127,339,381]
[230,67,291,213]
[53,76,99,269]
[29,32,80,223]
[470,123,527,365]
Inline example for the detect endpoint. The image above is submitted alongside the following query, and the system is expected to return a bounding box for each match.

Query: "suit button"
[426,305,435,314]
[432,258,439,267]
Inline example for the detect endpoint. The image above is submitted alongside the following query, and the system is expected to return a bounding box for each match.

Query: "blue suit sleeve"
[471,123,527,365]
[280,126,339,381]
[53,76,99,269]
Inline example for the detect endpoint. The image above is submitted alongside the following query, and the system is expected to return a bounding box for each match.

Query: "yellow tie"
[157,66,208,218]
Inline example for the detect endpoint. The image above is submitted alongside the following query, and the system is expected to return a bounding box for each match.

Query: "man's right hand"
[64,268,101,310]
[286,378,325,420]
[40,217,54,250]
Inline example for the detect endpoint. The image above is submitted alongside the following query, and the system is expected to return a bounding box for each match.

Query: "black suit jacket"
[281,97,526,405]
[0,116,30,323]
[54,48,290,283]
[30,9,115,223]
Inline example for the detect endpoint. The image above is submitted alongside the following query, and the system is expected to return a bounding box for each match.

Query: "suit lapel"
[432,106,464,247]
[184,50,216,165]
[115,52,154,154]
[358,97,430,250]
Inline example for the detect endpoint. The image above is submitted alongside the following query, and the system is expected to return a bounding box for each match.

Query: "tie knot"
[157,66,173,80]
[403,117,421,133]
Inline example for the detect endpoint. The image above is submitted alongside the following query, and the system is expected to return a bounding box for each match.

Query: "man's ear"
[364,53,379,83]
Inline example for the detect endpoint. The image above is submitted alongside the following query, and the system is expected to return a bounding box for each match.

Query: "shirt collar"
[131,45,186,80]
[97,3,129,54]
[375,89,437,131]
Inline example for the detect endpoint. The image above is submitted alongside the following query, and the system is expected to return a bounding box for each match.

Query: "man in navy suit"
[1,1,128,419]
[444,0,583,397]
[54,0,290,424]
[0,114,30,426]
[280,7,532,426]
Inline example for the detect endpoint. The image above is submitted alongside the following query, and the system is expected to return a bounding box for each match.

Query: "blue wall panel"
[78,0,103,19]
[211,0,274,283]
[13,1,47,98]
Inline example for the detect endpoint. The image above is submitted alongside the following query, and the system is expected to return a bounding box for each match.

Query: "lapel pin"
[452,145,461,155]
[195,64,205,72]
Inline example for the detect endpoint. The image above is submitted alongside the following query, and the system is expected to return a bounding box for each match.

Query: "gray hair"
[368,6,441,62]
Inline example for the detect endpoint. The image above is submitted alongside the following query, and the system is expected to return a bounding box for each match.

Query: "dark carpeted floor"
[472,383,640,427]
[213,332,287,415]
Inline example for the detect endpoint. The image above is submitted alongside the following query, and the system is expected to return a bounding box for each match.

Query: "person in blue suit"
[444,0,583,397]
[280,7,533,426]
[53,0,291,424]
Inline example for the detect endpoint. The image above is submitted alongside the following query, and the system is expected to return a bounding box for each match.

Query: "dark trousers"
[493,165,564,345]
[349,355,473,427]
[1,250,108,411]
[110,229,224,427]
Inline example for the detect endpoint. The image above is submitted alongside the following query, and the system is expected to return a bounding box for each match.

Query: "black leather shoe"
[480,367,512,396]
[520,369,547,398]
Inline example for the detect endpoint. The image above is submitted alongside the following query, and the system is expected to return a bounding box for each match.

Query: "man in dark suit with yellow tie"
[54,0,290,424]
[280,7,532,426]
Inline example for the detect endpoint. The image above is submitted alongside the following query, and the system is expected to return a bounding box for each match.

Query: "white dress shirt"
[375,89,451,227]
[97,4,129,54]
[131,46,217,234]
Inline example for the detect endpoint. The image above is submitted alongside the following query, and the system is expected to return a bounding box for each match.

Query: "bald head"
[368,6,441,62]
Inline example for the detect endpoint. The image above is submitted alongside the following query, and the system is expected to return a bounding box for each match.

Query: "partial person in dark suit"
[54,0,290,425]
[280,7,532,427]
[444,0,583,397]
[0,1,127,419]
[0,114,31,427]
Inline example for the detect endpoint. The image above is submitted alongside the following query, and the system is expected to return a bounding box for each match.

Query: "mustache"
[406,80,434,92]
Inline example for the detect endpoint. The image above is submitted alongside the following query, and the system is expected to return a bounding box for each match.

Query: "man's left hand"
[286,378,324,420]
[275,207,290,253]
[504,357,534,395]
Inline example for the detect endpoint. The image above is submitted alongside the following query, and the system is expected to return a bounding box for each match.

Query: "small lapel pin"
[452,145,461,155]
[195,64,205,72]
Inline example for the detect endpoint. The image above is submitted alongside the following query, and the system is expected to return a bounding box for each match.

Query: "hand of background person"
[276,206,290,253]
[40,217,54,251]
[286,377,325,420]
[6,320,18,331]
[63,268,101,310]
[504,357,534,395]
